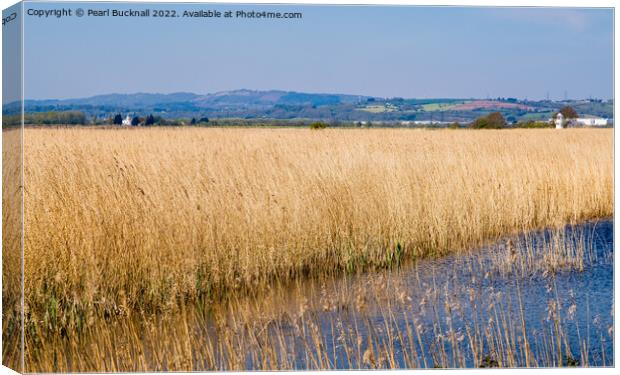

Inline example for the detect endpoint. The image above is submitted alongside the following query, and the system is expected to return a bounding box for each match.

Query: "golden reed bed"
[2,128,613,327]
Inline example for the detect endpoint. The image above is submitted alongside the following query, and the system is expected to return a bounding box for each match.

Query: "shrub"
[471,112,506,129]
[515,120,553,129]
[310,121,327,130]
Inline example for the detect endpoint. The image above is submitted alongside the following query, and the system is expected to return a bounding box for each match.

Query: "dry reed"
[10,127,611,323]
[21,225,613,371]
[2,128,23,371]
[1,126,613,371]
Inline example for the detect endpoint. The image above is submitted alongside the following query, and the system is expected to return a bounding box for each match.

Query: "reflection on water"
[27,220,613,371]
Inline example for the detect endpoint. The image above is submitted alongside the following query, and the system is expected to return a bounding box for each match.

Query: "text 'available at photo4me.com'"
[25,6,303,20]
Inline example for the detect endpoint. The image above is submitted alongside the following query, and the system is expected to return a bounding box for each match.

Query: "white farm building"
[549,115,610,128]
[572,117,609,126]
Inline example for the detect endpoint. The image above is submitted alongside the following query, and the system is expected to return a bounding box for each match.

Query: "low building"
[572,117,609,127]
[548,115,610,127]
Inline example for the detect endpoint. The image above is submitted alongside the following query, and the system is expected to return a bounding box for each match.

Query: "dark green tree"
[113,114,123,125]
[144,114,155,126]
[131,116,140,126]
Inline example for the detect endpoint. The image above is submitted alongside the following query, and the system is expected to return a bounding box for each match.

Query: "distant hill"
[14,92,200,108]
[15,89,367,112]
[192,89,364,108]
[3,89,613,124]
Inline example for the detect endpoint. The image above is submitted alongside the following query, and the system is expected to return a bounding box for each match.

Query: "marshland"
[2,127,614,371]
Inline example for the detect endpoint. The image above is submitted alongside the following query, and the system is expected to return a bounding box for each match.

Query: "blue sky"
[20,2,614,100]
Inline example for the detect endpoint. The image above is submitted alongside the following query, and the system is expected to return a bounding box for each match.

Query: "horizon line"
[15,88,615,103]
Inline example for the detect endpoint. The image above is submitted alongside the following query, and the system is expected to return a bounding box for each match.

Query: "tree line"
[2,111,87,127]
[468,106,578,129]
[3,106,581,129]
[110,113,210,126]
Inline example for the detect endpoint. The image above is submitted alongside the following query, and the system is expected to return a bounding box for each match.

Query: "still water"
[47,220,612,371]
[201,219,613,369]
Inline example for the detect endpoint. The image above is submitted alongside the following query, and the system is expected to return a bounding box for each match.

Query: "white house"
[122,115,132,126]
[573,117,609,127]
[549,114,610,128]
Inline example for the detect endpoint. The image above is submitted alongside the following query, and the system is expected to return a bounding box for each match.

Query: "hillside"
[3,90,613,124]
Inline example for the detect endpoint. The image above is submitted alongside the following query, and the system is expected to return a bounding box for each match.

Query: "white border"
[0,1,616,375]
